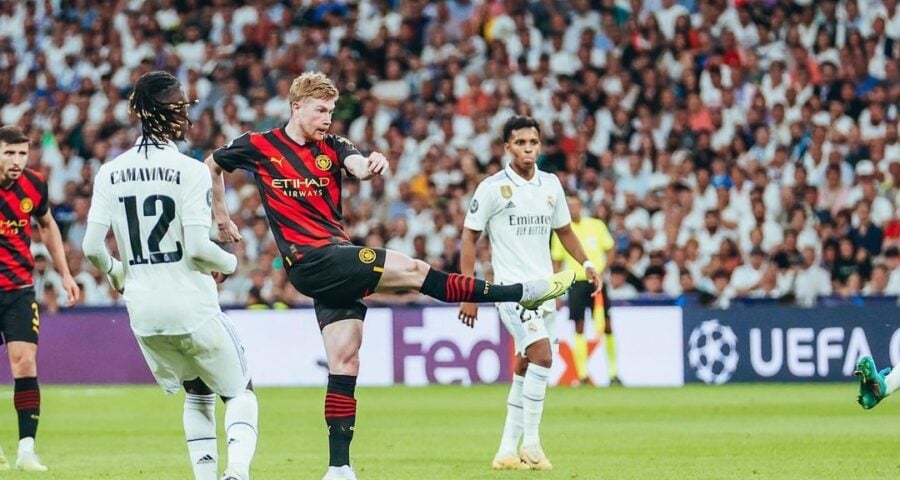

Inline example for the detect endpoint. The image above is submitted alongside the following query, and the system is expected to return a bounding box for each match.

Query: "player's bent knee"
[531,356,552,369]
[9,354,36,375]
[330,353,360,375]
[183,378,214,395]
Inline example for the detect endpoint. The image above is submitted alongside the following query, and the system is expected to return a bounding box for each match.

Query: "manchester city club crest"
[358,248,377,264]
[315,154,333,171]
[501,185,512,199]
[20,198,33,213]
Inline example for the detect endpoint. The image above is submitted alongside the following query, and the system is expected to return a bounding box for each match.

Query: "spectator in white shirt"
[731,247,769,295]
[792,246,834,307]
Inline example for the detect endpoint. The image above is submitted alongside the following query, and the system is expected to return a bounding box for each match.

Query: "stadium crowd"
[0,0,898,310]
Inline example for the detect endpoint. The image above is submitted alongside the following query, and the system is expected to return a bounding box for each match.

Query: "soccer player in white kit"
[81,72,258,480]
[459,116,601,471]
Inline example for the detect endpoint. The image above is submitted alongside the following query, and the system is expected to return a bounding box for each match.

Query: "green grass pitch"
[0,383,894,479]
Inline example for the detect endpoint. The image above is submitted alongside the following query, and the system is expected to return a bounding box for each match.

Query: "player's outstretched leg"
[856,356,889,409]
[222,389,258,480]
[377,251,576,309]
[183,379,218,479]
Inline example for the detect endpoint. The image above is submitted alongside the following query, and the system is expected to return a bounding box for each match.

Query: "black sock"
[14,377,40,439]
[325,374,357,467]
[419,268,523,303]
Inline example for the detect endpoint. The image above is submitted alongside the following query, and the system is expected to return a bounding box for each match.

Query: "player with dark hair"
[82,71,258,480]
[459,115,601,470]
[551,192,615,385]
[0,125,79,471]
[207,73,575,480]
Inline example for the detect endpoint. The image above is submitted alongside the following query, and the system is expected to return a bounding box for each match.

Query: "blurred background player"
[459,116,599,471]
[0,125,79,472]
[551,192,616,385]
[208,73,574,480]
[82,71,258,480]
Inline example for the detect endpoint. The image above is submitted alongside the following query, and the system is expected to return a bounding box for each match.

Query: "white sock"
[497,375,525,456]
[522,364,550,447]
[225,390,259,477]
[17,437,35,455]
[184,393,217,480]
[887,367,900,395]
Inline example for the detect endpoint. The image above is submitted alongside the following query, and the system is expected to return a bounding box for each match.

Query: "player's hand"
[366,152,389,175]
[215,218,242,243]
[458,302,478,328]
[212,271,230,284]
[61,274,80,307]
[586,266,602,296]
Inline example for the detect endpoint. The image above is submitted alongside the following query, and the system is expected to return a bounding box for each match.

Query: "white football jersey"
[464,164,571,285]
[87,140,220,335]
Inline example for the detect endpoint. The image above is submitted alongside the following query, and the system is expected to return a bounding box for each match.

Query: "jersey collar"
[504,163,542,186]
[133,137,179,150]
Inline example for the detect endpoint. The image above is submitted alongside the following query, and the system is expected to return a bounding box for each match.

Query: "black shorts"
[567,280,611,324]
[287,244,387,329]
[0,287,39,345]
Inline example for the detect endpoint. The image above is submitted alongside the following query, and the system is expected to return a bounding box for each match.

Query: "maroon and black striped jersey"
[0,169,49,291]
[213,128,362,262]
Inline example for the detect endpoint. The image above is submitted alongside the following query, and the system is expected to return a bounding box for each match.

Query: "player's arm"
[554,223,601,294]
[459,182,494,327]
[204,153,242,243]
[82,221,124,293]
[36,210,80,305]
[344,152,388,181]
[550,231,565,272]
[458,227,482,327]
[184,225,238,278]
[187,164,238,280]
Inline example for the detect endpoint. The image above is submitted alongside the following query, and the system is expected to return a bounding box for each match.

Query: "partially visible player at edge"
[551,192,616,385]
[82,71,258,480]
[459,116,601,471]
[206,72,575,480]
[0,125,79,472]
[855,356,900,410]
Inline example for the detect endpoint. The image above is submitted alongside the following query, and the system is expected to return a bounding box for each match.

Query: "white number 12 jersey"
[87,141,221,336]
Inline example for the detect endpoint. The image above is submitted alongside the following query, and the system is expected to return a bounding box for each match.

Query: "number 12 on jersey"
[119,195,183,265]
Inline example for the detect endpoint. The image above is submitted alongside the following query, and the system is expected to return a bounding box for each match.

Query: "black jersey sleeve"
[213,132,261,173]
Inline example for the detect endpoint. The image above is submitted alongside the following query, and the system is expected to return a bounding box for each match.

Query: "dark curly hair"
[502,115,541,142]
[128,71,192,155]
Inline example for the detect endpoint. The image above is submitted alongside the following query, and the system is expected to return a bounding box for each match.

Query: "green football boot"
[519,270,576,311]
[855,356,889,410]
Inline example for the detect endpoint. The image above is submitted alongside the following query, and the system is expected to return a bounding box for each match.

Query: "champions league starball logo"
[688,319,739,385]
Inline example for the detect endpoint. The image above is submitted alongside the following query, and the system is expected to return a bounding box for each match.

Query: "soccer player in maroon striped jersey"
[206,72,575,480]
[0,126,79,472]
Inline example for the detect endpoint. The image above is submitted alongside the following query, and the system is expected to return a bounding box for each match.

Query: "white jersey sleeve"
[180,164,213,228]
[463,179,497,232]
[550,175,571,229]
[87,165,113,227]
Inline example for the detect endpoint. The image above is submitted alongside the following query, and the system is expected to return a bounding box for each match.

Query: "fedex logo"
[392,308,512,386]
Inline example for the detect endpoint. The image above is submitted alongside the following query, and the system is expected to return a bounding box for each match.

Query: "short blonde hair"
[289,71,339,103]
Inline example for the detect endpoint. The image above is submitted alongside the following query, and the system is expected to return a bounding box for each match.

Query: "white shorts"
[136,312,250,398]
[497,302,558,356]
